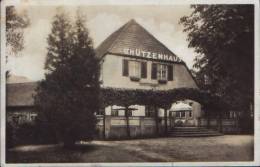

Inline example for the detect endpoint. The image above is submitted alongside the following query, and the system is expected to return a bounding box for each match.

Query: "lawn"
[6,135,254,163]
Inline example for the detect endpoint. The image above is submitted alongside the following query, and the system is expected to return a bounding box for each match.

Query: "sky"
[7,5,198,81]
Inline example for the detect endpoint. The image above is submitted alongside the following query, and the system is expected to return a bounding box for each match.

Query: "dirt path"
[92,140,174,161]
[7,135,254,163]
[91,135,254,162]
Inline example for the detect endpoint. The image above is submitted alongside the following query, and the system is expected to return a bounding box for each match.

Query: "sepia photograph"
[1,0,259,166]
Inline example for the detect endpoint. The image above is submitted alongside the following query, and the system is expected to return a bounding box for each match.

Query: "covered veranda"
[97,87,229,139]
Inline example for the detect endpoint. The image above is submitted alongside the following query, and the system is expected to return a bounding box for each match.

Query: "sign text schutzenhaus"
[123,48,182,63]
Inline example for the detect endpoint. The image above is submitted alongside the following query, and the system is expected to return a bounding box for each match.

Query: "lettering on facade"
[123,48,182,63]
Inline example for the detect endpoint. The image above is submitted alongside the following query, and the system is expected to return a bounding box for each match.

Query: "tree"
[35,9,99,148]
[6,6,30,78]
[6,6,30,56]
[179,5,254,127]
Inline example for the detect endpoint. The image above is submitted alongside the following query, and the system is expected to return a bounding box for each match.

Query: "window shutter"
[168,65,173,81]
[151,63,157,79]
[122,59,128,76]
[141,62,147,78]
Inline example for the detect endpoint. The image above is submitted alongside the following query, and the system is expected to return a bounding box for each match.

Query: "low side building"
[6,82,38,125]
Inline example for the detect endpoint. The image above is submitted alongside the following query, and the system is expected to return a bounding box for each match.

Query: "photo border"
[1,0,259,166]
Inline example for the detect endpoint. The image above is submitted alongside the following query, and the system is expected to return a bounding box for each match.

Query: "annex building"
[6,19,240,139]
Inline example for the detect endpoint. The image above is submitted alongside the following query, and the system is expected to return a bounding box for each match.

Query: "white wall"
[101,54,198,90]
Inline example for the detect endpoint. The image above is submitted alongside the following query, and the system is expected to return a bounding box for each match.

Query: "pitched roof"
[7,82,38,107]
[95,19,182,62]
[170,102,192,111]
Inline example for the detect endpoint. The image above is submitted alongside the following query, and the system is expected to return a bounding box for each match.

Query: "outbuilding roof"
[7,82,38,107]
[170,102,192,111]
[95,19,183,63]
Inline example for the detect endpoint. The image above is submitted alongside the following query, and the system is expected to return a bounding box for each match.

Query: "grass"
[6,135,254,163]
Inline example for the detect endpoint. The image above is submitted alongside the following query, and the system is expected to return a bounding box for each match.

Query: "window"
[12,115,19,124]
[145,106,156,117]
[111,109,118,116]
[129,61,141,78]
[30,115,37,121]
[151,63,173,81]
[157,64,167,81]
[181,111,185,118]
[176,111,181,118]
[122,59,147,80]
[127,110,133,117]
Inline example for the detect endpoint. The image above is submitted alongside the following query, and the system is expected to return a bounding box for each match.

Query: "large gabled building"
[95,19,201,125]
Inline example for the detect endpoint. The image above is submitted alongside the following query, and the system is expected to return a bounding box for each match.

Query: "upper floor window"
[122,59,147,80]
[152,63,173,82]
[157,64,167,81]
[129,61,141,78]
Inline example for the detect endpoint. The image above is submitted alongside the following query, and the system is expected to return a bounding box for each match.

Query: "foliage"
[6,122,14,148]
[6,6,30,56]
[101,87,229,112]
[6,121,57,148]
[35,9,99,148]
[179,5,254,111]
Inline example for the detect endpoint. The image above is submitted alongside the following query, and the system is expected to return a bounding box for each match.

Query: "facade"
[6,19,240,139]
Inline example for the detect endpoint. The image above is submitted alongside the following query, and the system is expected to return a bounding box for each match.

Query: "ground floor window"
[30,115,37,121]
[145,106,156,117]
[111,109,119,116]
[176,111,186,118]
[127,110,133,117]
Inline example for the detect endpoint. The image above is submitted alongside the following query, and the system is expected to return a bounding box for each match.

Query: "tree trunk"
[219,111,223,133]
[103,110,106,139]
[125,106,130,138]
[155,106,159,136]
[206,111,210,128]
[164,108,168,135]
[63,137,76,149]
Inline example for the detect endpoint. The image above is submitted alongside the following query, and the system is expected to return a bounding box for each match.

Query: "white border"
[1,0,259,166]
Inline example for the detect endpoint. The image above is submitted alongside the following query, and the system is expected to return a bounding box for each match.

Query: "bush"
[239,115,254,134]
[6,120,58,148]
[6,122,14,148]
[175,120,183,127]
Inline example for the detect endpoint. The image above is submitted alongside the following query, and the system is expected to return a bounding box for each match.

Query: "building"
[6,82,38,125]
[6,19,240,139]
